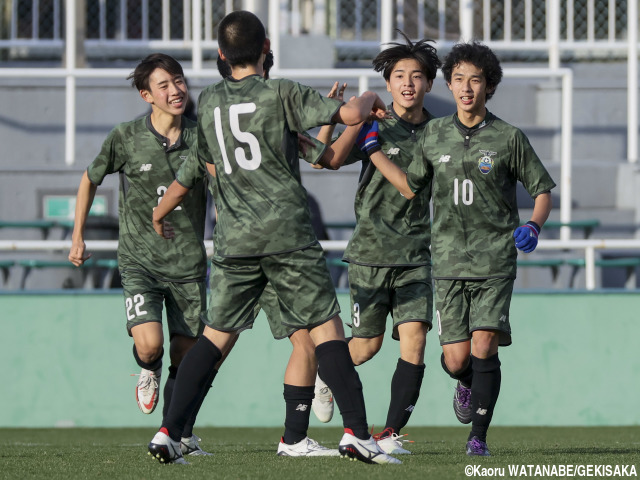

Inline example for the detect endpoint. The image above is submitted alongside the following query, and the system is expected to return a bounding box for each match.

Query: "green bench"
[566,257,640,289]
[0,260,15,288]
[18,258,119,290]
[517,258,565,288]
[0,220,58,239]
[541,219,600,239]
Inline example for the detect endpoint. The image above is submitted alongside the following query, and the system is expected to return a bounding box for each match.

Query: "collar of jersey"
[389,103,432,131]
[453,110,495,135]
[145,114,184,152]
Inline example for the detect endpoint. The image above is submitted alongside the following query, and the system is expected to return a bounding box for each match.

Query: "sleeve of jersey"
[299,132,328,165]
[175,149,205,189]
[405,141,430,194]
[511,129,557,197]
[87,127,124,186]
[276,79,343,132]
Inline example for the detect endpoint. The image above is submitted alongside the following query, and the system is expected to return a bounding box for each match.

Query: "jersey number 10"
[453,178,474,205]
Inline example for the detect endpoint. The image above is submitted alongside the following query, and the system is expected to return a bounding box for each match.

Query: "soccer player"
[355,41,556,456]
[147,10,400,465]
[314,32,440,455]
[68,53,212,455]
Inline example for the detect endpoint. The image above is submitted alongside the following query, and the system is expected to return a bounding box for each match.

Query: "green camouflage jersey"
[407,111,556,279]
[343,106,433,266]
[87,115,207,282]
[192,74,341,257]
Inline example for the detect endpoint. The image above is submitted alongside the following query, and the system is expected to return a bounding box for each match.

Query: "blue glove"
[513,221,541,253]
[356,121,381,155]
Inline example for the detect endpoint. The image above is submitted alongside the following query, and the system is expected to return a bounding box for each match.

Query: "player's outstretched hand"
[68,241,91,267]
[356,121,381,156]
[513,221,540,253]
[327,81,347,102]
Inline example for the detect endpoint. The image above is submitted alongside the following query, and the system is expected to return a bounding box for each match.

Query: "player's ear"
[139,89,153,105]
[425,78,433,93]
[262,38,271,55]
[217,48,227,62]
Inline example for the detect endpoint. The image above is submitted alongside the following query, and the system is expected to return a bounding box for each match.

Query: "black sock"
[468,354,501,442]
[162,365,178,420]
[316,340,368,440]
[182,368,218,439]
[161,336,222,442]
[282,384,314,445]
[385,358,425,433]
[441,352,473,387]
[133,344,163,371]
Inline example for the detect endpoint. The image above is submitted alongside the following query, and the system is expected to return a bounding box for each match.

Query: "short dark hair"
[373,30,441,81]
[127,53,184,91]
[216,50,274,80]
[441,41,503,100]
[218,10,266,68]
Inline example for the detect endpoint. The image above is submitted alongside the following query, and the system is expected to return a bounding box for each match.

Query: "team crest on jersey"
[477,150,497,174]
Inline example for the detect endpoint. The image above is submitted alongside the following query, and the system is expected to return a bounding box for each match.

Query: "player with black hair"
[315,31,441,455]
[147,10,399,465]
[355,41,555,456]
[69,53,212,456]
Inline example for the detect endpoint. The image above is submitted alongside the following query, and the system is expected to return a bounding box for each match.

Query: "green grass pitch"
[1,426,638,479]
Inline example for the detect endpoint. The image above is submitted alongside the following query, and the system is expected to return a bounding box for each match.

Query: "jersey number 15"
[214,103,262,174]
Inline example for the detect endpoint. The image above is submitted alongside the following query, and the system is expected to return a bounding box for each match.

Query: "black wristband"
[366,145,382,156]
[526,220,541,234]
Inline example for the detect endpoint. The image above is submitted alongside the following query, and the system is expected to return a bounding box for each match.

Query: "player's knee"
[349,337,383,365]
[133,343,163,366]
[441,352,469,376]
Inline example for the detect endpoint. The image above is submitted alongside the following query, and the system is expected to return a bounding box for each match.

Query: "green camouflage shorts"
[205,244,340,333]
[347,263,433,341]
[434,277,513,346]
[121,269,206,338]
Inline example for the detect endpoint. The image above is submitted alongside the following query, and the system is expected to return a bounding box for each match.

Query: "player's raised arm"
[68,170,98,266]
[333,91,387,126]
[152,179,190,238]
[356,121,416,199]
[317,123,363,170]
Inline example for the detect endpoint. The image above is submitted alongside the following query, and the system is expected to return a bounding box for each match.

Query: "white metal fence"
[1,238,640,290]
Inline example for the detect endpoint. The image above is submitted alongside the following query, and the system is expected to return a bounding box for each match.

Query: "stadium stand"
[0,0,639,291]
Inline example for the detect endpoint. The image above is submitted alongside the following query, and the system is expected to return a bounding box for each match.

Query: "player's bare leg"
[277,330,339,457]
[131,322,164,414]
[348,336,383,366]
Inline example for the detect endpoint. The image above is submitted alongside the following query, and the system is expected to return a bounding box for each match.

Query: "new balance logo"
[140,164,152,171]
[386,147,400,156]
[295,404,308,412]
[438,155,451,163]
[405,405,415,412]
[499,314,507,323]
[476,408,488,416]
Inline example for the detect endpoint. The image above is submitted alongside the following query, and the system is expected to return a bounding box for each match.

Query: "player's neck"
[231,63,263,81]
[150,110,182,145]
[457,107,487,128]
[393,103,427,124]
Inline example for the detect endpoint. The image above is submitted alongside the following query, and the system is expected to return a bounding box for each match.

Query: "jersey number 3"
[214,103,262,174]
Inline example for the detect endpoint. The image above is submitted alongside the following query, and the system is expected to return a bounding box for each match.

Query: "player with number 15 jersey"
[195,76,341,257]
